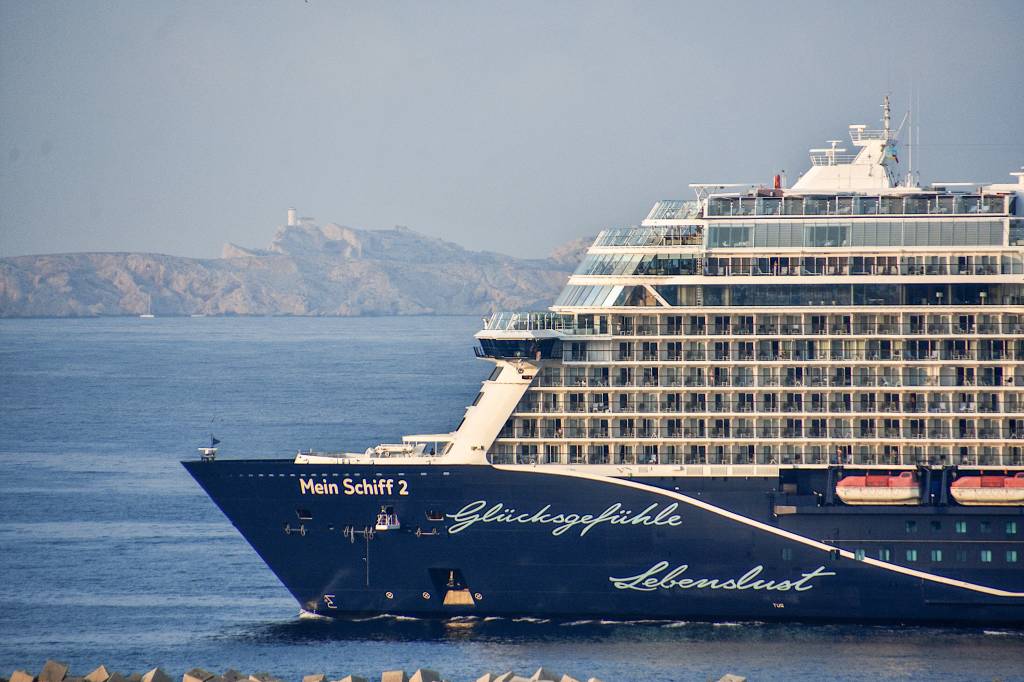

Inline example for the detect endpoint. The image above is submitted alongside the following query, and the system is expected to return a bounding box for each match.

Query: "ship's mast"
[883,94,891,139]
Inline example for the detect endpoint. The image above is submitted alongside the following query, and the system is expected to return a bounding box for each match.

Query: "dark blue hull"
[183,461,1024,625]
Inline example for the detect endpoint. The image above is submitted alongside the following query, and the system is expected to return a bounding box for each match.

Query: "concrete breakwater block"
[142,669,171,682]
[529,669,561,682]
[379,673,408,682]
[183,670,214,682]
[39,662,69,682]
[558,677,580,682]
[333,677,368,682]
[408,671,441,682]
[247,674,283,682]
[85,667,109,682]
[716,676,747,682]
[10,671,34,682]
[107,673,128,682]
[302,675,326,682]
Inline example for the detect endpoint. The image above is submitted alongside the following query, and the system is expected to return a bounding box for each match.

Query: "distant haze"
[1,0,1022,259]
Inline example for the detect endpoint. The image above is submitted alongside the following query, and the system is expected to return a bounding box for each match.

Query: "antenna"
[915,90,921,187]
[906,90,914,187]
[882,94,891,138]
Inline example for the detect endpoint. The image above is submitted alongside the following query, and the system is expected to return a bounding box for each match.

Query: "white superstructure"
[303,99,1024,473]
[475,99,1024,473]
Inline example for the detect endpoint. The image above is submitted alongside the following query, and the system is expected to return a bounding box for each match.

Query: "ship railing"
[538,371,1024,391]
[848,128,891,144]
[559,347,1024,364]
[544,320,1024,337]
[511,400,1024,417]
[594,225,703,248]
[645,199,703,221]
[495,426,1024,441]
[809,152,858,166]
[704,192,1007,217]
[482,311,579,332]
[487,447,1024,468]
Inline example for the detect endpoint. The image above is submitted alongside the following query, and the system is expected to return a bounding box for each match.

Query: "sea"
[1,316,1022,682]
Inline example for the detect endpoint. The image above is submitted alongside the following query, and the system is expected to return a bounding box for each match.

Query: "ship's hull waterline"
[184,460,1024,624]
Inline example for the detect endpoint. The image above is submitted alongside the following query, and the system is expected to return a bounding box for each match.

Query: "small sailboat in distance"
[140,295,155,318]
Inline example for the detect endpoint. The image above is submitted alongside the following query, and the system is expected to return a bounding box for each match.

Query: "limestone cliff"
[0,223,590,317]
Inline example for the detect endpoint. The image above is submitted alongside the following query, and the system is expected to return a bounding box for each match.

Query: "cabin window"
[930,520,941,531]
[878,548,892,561]
[905,549,918,562]
[980,521,991,534]
[296,508,313,521]
[854,549,865,561]
[980,550,993,563]
[955,550,968,562]
[905,520,917,534]
[955,521,967,534]
[1007,550,1019,563]
[1007,521,1018,535]
[781,548,793,561]
[930,549,943,562]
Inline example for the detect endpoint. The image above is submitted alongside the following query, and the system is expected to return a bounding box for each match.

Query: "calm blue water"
[1,317,1022,682]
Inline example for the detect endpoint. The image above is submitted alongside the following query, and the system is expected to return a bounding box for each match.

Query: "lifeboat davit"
[836,471,921,505]
[950,473,1024,506]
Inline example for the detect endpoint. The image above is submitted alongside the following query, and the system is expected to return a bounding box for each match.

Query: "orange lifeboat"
[836,471,921,505]
[950,473,1024,506]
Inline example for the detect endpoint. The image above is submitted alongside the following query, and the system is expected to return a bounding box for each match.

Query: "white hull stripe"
[495,465,1024,599]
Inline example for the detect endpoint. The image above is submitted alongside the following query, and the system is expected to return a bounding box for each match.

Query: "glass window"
[857,196,879,214]
[980,521,991,534]
[906,549,918,562]
[930,520,941,531]
[1007,521,1018,535]
[878,548,892,561]
[855,549,865,560]
[905,520,917,534]
[956,549,968,562]
[980,550,993,562]
[955,521,967,534]
[849,223,864,246]
[781,547,793,561]
[1007,550,1019,563]
[931,549,943,562]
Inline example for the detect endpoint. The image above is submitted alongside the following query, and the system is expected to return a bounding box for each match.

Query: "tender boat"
[836,471,921,505]
[951,472,1024,506]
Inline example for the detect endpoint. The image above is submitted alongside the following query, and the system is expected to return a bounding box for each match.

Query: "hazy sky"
[1,0,1022,259]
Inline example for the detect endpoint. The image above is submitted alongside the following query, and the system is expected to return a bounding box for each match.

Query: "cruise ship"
[186,99,1024,624]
